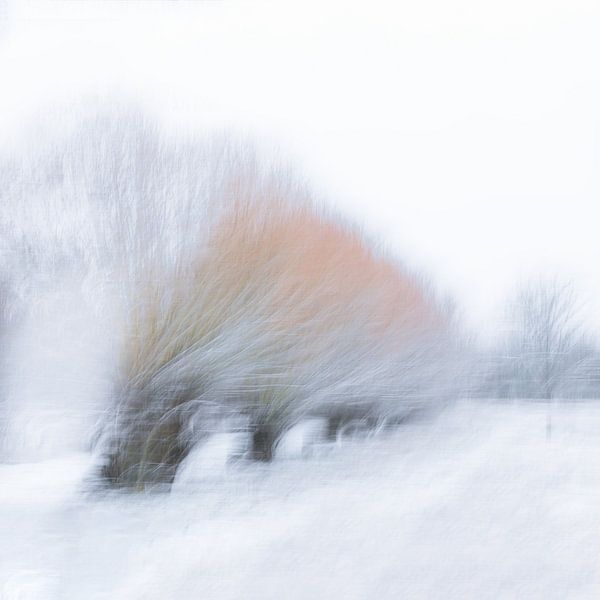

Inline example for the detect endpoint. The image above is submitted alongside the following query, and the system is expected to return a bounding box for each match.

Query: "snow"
[0,281,116,463]
[2,401,600,599]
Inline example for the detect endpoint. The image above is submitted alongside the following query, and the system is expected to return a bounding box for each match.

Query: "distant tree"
[491,278,598,438]
[507,279,582,401]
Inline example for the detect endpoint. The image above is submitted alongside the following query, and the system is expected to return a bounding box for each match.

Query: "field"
[2,401,600,599]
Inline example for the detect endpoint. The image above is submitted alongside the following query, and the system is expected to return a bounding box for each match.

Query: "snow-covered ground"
[2,401,600,599]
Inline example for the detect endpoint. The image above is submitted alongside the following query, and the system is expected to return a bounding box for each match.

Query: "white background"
[1,0,599,337]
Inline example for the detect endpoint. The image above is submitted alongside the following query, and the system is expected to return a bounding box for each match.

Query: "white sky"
[1,0,599,337]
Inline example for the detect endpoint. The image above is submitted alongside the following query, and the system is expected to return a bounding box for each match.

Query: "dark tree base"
[250,425,279,461]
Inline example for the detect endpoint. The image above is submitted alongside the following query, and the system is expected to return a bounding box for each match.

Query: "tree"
[507,278,582,401]
[497,278,591,439]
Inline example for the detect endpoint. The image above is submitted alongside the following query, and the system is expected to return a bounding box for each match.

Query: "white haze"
[1,0,599,337]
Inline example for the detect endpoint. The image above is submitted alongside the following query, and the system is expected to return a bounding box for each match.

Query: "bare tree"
[508,279,581,400]
[500,278,588,438]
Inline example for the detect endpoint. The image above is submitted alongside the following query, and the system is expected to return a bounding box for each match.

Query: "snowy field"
[2,401,600,599]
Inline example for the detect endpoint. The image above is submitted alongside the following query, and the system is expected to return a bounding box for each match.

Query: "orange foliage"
[208,197,440,345]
